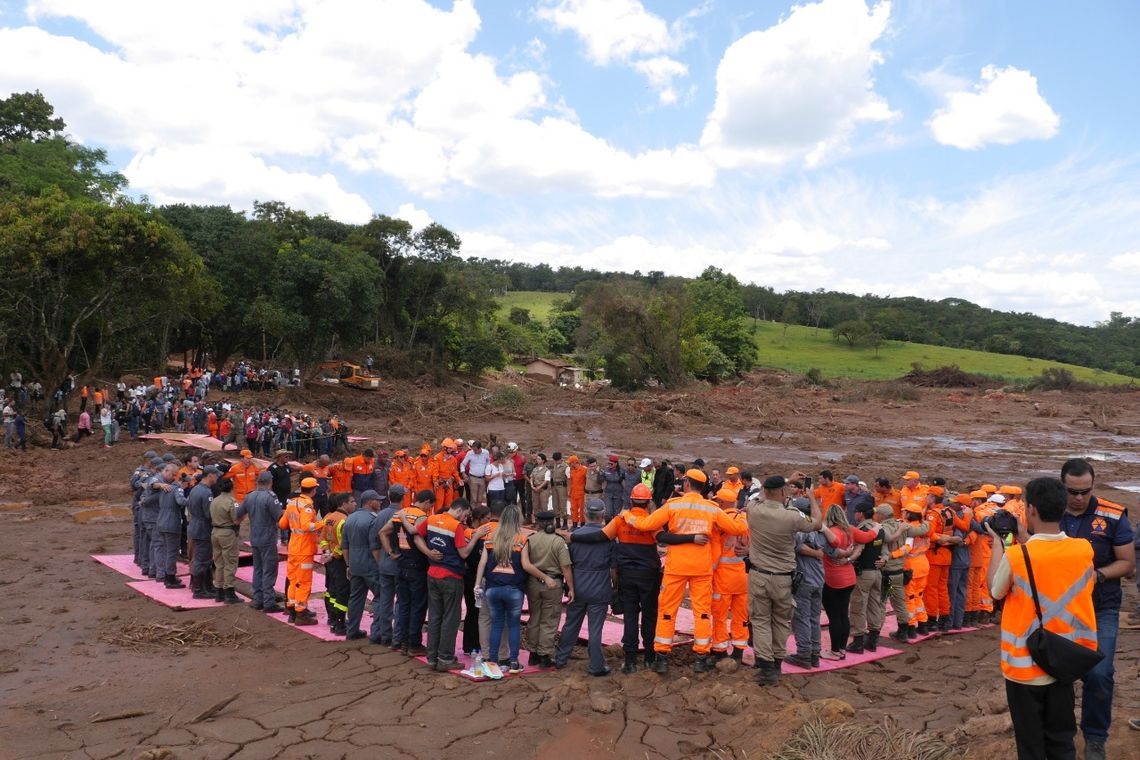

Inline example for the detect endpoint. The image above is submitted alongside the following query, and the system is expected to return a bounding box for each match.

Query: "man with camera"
[987,477,1099,760]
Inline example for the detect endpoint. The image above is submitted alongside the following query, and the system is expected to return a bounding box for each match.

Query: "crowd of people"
[123,437,1137,760]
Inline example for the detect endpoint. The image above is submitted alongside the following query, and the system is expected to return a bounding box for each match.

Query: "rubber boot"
[215,587,225,603]
[223,588,241,605]
[908,625,918,640]
[845,634,865,655]
[203,573,216,594]
[643,652,656,671]
[865,631,880,652]
[192,574,213,599]
[938,616,950,632]
[188,571,201,594]
[164,574,185,589]
[692,655,711,674]
[287,608,297,624]
[729,648,744,663]
[294,609,318,626]
[755,660,778,686]
[621,655,638,675]
[651,655,668,674]
[889,628,909,644]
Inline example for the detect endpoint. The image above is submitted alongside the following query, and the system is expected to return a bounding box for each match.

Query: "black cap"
[762,475,786,490]
[535,510,556,521]
[585,498,605,514]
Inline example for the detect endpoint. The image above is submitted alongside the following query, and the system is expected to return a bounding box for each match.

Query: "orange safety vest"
[625,492,747,576]
[279,494,325,556]
[320,510,347,557]
[1000,538,1097,682]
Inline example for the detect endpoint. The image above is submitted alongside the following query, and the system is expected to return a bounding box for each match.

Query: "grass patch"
[489,386,526,409]
[752,320,1134,386]
[494,291,567,322]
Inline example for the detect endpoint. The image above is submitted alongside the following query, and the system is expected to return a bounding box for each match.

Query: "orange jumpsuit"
[876,488,903,519]
[710,506,750,655]
[433,451,460,511]
[625,492,748,655]
[329,458,353,495]
[968,501,996,615]
[411,454,437,510]
[223,461,261,503]
[278,493,325,614]
[904,511,933,624]
[207,411,218,439]
[924,507,952,619]
[899,484,928,515]
[388,457,413,508]
[567,463,587,525]
[813,482,845,510]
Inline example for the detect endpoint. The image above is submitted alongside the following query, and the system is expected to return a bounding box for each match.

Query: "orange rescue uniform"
[814,482,845,510]
[433,451,460,510]
[567,463,587,525]
[389,457,413,508]
[710,505,749,654]
[223,461,262,503]
[411,455,437,509]
[625,492,748,655]
[329,458,353,495]
[278,493,326,613]
[904,510,933,625]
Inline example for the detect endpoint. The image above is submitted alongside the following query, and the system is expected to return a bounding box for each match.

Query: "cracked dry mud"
[1,375,1138,759]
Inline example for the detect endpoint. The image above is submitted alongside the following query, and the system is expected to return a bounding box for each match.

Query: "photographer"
[987,477,1098,760]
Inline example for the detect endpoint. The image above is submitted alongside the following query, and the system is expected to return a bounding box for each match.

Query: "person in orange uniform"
[967,490,998,626]
[329,456,354,498]
[999,485,1026,528]
[813,470,845,510]
[924,486,965,633]
[319,492,353,635]
[278,477,326,625]
[624,469,748,674]
[433,439,461,510]
[874,477,903,518]
[567,455,587,528]
[301,454,334,515]
[721,467,744,501]
[899,471,928,514]
[222,449,262,503]
[710,487,749,661]
[349,449,375,500]
[207,409,219,439]
[903,501,933,636]
[412,444,438,511]
[388,450,413,508]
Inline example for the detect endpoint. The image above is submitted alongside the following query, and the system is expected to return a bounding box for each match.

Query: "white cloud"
[927,65,1060,149]
[701,0,896,167]
[125,146,374,223]
[1108,252,1140,273]
[535,0,692,104]
[395,202,432,230]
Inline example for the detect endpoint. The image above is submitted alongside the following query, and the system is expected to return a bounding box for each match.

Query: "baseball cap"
[969,490,988,500]
[685,468,708,484]
[640,458,653,468]
[725,466,740,476]
[953,493,972,506]
[998,485,1022,496]
[585,498,606,515]
[202,465,220,476]
[874,504,893,517]
[903,470,920,480]
[507,442,518,452]
[980,483,997,494]
[240,448,253,457]
[988,493,1007,505]
[715,487,736,502]
[149,457,165,467]
[300,477,318,489]
[607,454,619,463]
[844,474,860,484]
[359,489,382,504]
[143,450,157,459]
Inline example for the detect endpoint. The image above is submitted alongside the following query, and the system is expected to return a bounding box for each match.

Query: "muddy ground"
[1,371,1138,759]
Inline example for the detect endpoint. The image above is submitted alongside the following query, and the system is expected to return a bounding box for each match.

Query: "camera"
[803,476,813,491]
[983,508,1018,539]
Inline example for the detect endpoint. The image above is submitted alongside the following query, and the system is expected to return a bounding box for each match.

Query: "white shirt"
[485,462,505,491]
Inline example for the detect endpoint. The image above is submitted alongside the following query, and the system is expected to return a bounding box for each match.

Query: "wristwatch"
[1095,570,1106,584]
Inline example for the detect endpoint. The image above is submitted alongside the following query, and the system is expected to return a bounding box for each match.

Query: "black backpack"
[43,416,53,430]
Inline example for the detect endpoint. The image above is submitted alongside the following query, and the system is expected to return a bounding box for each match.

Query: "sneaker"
[482,660,504,680]
[589,667,612,677]
[508,659,524,674]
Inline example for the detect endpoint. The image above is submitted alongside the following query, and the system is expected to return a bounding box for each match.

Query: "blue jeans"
[486,585,525,661]
[371,572,398,642]
[250,544,279,607]
[1081,606,1119,742]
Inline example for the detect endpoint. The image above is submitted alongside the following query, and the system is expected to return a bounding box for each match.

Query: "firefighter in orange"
[624,469,748,674]
[999,484,1026,528]
[874,477,903,518]
[433,439,460,510]
[412,444,438,510]
[903,501,933,635]
[924,486,966,633]
[967,489,997,626]
[278,477,326,625]
[329,456,353,497]
[710,487,749,661]
[389,450,413,508]
[899,470,928,514]
[222,449,262,503]
[813,470,845,510]
[721,467,744,502]
[567,455,587,528]
[207,409,219,439]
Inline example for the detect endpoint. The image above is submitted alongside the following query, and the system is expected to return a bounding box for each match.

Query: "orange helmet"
[630,483,652,501]
[420,444,432,455]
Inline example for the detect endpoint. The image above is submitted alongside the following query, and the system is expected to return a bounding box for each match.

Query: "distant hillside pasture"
[750,320,1133,385]
[495,291,566,322]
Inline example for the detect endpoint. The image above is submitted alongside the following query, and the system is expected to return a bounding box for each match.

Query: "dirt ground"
[1,371,1138,760]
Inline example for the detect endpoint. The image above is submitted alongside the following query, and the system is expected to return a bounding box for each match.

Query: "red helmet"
[630,483,653,501]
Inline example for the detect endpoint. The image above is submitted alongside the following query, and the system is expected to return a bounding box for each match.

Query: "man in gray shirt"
[153,463,189,589]
[461,441,490,507]
[746,475,821,686]
[187,467,219,599]
[372,484,406,644]
[788,481,826,669]
[343,489,383,640]
[236,472,284,612]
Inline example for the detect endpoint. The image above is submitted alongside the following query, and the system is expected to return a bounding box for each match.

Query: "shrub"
[489,386,526,409]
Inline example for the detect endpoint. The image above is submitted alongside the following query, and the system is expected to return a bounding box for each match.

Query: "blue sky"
[2,0,1140,324]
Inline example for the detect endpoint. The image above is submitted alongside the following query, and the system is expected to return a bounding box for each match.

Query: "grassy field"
[494,291,1135,386]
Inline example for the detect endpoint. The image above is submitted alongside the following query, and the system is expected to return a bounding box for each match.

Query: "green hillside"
[494,291,1134,386]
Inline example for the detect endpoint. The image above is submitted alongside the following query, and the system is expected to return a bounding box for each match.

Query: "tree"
[832,319,873,347]
[0,191,206,393]
[0,90,64,142]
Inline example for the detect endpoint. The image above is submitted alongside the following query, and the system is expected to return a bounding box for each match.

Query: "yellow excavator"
[315,361,381,391]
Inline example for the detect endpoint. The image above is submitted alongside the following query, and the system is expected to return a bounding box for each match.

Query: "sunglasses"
[1066,487,1093,496]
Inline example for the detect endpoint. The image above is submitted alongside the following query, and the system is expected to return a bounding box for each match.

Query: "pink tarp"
[125,580,226,610]
[264,604,372,641]
[93,553,188,580]
[235,564,326,595]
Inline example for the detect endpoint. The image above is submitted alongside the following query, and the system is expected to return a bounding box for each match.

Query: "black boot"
[287,608,297,623]
[203,573,216,594]
[729,648,744,663]
[938,616,950,632]
[755,659,778,686]
[223,588,241,605]
[865,631,880,652]
[692,655,711,673]
[845,634,865,654]
[188,571,201,594]
[192,573,213,600]
[164,574,185,589]
[651,655,668,674]
[621,655,638,674]
[215,588,225,603]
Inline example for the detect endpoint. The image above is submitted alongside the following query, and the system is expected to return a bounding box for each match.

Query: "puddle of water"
[72,507,132,523]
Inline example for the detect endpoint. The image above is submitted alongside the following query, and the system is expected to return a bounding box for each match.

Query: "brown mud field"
[1,371,1138,759]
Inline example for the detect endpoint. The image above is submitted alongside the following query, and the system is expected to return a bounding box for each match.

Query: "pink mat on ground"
[734,637,903,673]
[235,565,326,594]
[125,579,226,610]
[264,603,372,641]
[93,554,188,580]
[414,651,546,681]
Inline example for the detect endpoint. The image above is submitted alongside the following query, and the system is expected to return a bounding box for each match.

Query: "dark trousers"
[132,507,143,566]
[619,570,659,658]
[1081,606,1118,742]
[190,538,213,576]
[426,576,464,664]
[1005,678,1076,760]
[823,584,855,652]
[250,544,279,607]
[154,530,179,577]
[324,558,349,619]
[347,572,378,636]
[555,599,608,673]
[394,566,428,647]
[504,481,518,505]
[462,562,481,653]
[516,481,531,520]
[373,572,398,642]
[140,521,154,575]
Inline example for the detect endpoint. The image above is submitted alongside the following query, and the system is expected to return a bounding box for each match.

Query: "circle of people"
[123,441,1130,705]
